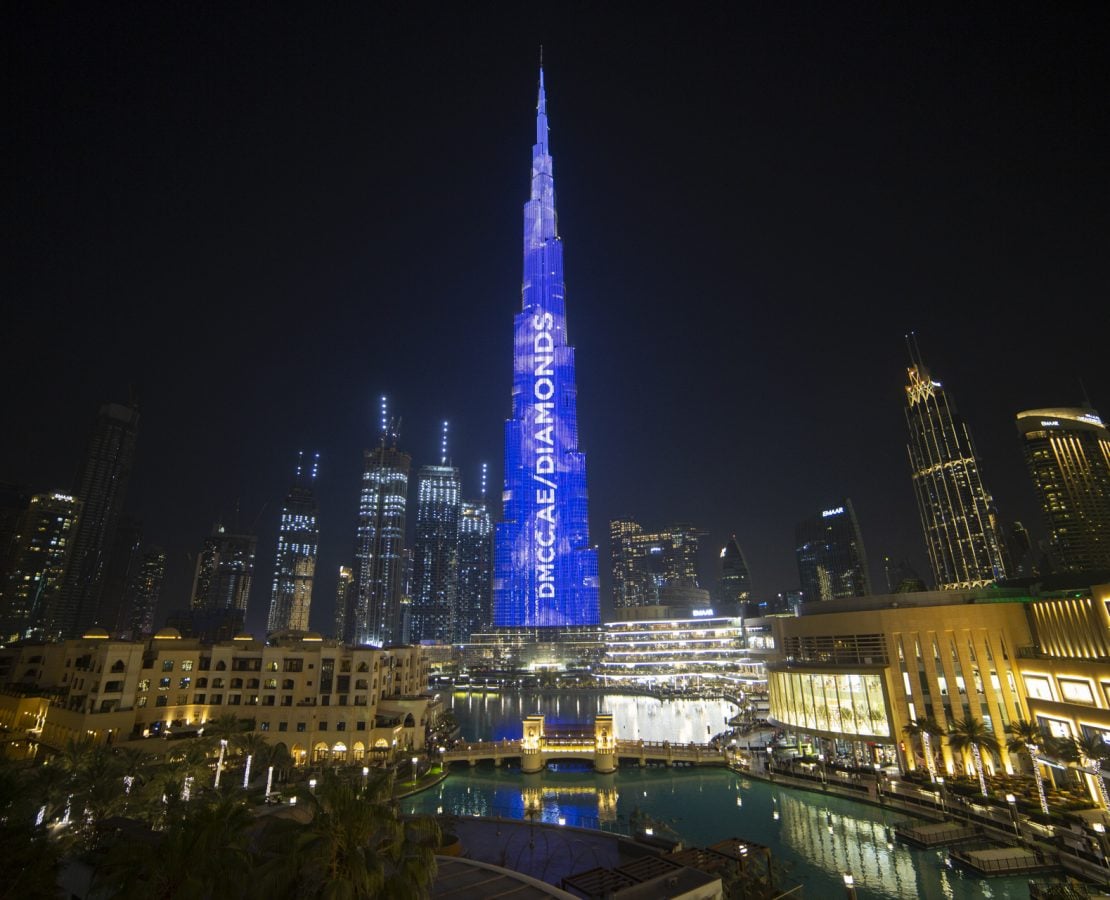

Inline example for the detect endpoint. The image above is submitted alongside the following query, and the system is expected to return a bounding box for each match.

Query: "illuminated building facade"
[609,519,705,610]
[0,492,81,642]
[494,69,599,629]
[125,548,165,639]
[267,454,320,634]
[457,499,493,642]
[1016,584,1110,804]
[904,348,1006,589]
[410,464,461,644]
[333,565,354,642]
[349,416,410,647]
[768,589,1032,771]
[714,534,752,611]
[0,631,434,761]
[48,402,140,639]
[190,525,256,642]
[1017,408,1110,573]
[794,500,871,602]
[600,615,767,694]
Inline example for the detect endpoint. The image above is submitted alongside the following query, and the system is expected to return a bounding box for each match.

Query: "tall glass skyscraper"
[267,453,320,634]
[1017,407,1110,573]
[0,492,81,642]
[794,500,871,602]
[47,402,139,639]
[715,535,752,608]
[609,519,705,610]
[190,523,256,641]
[494,68,599,628]
[458,498,493,642]
[905,346,1005,589]
[348,415,410,646]
[410,463,461,644]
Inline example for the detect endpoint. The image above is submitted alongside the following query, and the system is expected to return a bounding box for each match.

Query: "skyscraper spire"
[440,420,450,465]
[495,68,599,628]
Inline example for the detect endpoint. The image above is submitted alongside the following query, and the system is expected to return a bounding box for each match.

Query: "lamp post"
[842,872,857,899]
[1005,793,1020,838]
[936,776,947,814]
[362,766,370,791]
[412,756,419,786]
[308,777,317,794]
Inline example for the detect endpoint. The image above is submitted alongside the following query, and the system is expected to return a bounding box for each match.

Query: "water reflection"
[412,766,1027,899]
[452,689,737,745]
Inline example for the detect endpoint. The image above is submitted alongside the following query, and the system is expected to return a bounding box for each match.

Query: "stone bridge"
[441,714,728,774]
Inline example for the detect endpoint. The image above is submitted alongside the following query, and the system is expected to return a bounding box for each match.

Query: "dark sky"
[5,5,1109,633]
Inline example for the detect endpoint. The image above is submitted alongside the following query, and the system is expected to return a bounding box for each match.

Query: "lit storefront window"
[770,671,890,737]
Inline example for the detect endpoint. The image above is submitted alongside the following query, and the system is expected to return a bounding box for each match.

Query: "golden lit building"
[1017,584,1110,801]
[0,629,433,766]
[768,588,1033,773]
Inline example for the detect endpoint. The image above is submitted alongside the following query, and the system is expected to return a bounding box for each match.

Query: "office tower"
[333,565,354,642]
[0,493,81,642]
[905,345,1006,589]
[794,500,871,602]
[267,453,321,633]
[494,68,599,628]
[190,524,256,641]
[350,402,410,646]
[125,548,165,639]
[1017,407,1110,573]
[715,534,752,610]
[98,516,143,636]
[882,555,927,593]
[609,519,705,610]
[411,424,462,644]
[0,483,31,576]
[1002,520,1036,578]
[47,402,139,638]
[458,497,493,643]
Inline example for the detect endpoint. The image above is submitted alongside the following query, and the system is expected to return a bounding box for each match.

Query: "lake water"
[415,690,1029,899]
[446,688,739,744]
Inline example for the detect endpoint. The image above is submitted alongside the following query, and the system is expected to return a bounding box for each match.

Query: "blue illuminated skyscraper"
[494,69,599,628]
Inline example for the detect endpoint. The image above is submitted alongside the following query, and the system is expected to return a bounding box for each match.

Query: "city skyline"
[5,8,1109,634]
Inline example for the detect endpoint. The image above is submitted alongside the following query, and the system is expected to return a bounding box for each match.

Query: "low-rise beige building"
[0,628,434,766]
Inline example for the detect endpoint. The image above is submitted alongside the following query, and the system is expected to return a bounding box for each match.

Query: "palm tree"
[257,769,440,898]
[1068,733,1110,810]
[233,731,270,789]
[1005,719,1050,815]
[94,790,256,899]
[902,717,943,780]
[947,717,1001,797]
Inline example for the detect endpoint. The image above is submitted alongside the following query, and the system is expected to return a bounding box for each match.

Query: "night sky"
[6,6,1109,632]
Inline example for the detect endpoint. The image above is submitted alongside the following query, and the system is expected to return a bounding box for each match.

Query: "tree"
[902,717,943,780]
[233,731,271,788]
[1005,719,1050,815]
[947,717,1001,797]
[1067,732,1110,810]
[257,769,440,899]
[94,790,256,899]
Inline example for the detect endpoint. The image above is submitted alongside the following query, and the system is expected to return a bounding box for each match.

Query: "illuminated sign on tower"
[493,68,599,627]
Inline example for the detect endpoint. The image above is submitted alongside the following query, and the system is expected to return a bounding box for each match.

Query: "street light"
[842,872,857,899]
[411,756,419,785]
[308,777,317,794]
